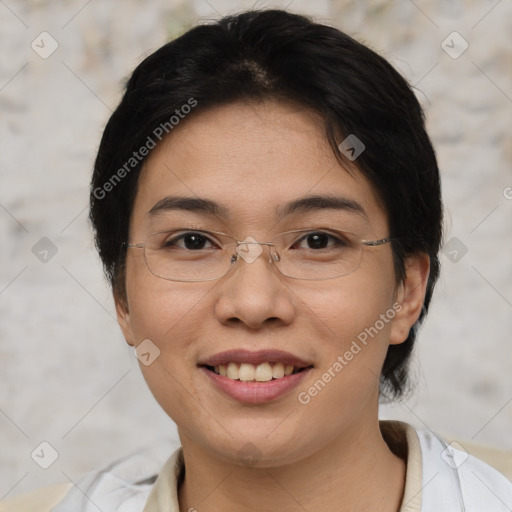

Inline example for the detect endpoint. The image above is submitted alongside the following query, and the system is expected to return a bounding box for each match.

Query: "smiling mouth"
[202,362,313,382]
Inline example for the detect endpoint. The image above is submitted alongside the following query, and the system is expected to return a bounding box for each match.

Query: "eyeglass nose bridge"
[232,237,280,265]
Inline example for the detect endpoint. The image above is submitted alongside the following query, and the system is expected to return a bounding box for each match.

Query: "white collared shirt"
[3,421,512,511]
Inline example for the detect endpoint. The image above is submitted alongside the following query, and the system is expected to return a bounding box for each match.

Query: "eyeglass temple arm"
[361,237,392,247]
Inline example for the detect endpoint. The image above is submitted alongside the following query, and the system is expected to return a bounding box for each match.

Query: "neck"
[178,419,407,512]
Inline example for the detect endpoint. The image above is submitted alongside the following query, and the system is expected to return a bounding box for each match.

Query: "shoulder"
[382,420,512,511]
[390,420,512,482]
[415,427,512,482]
[444,435,512,482]
[414,427,512,510]
[0,483,73,512]
[0,438,179,512]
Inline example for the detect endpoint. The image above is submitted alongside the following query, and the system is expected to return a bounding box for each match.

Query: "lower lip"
[200,366,313,404]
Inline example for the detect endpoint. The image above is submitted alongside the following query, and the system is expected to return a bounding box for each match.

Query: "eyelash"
[160,230,347,250]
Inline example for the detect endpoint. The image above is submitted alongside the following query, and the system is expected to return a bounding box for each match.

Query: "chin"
[192,420,316,469]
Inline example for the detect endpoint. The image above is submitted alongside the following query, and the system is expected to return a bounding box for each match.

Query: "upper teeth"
[213,362,297,382]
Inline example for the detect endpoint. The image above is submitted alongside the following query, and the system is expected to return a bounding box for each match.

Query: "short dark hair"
[89,8,443,400]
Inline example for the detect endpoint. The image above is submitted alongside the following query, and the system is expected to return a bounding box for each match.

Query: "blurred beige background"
[1,0,511,497]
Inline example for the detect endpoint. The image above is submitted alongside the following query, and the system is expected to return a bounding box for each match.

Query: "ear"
[114,292,136,347]
[389,253,430,345]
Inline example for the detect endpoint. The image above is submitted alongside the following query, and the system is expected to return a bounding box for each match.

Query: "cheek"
[124,272,217,428]
[294,263,398,403]
[295,256,397,348]
[124,256,210,373]
[317,290,395,380]
[125,252,211,341]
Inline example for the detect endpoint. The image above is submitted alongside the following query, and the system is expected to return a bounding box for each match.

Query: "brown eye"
[163,232,216,250]
[293,231,347,250]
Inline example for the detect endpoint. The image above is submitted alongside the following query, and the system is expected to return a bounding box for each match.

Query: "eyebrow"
[276,194,367,219]
[148,194,367,219]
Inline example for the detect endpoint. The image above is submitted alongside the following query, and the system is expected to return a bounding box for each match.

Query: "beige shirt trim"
[398,422,423,511]
[143,447,184,512]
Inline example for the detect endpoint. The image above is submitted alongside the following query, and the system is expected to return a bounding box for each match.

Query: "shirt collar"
[143,420,422,512]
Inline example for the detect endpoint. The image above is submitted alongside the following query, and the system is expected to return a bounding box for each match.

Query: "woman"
[4,8,511,512]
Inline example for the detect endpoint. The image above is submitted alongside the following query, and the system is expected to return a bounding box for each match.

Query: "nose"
[234,237,277,267]
[214,239,295,329]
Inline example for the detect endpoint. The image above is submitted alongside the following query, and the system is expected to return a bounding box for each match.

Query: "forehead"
[132,100,387,233]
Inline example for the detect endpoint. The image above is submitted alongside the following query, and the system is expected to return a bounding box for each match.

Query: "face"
[116,99,428,467]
